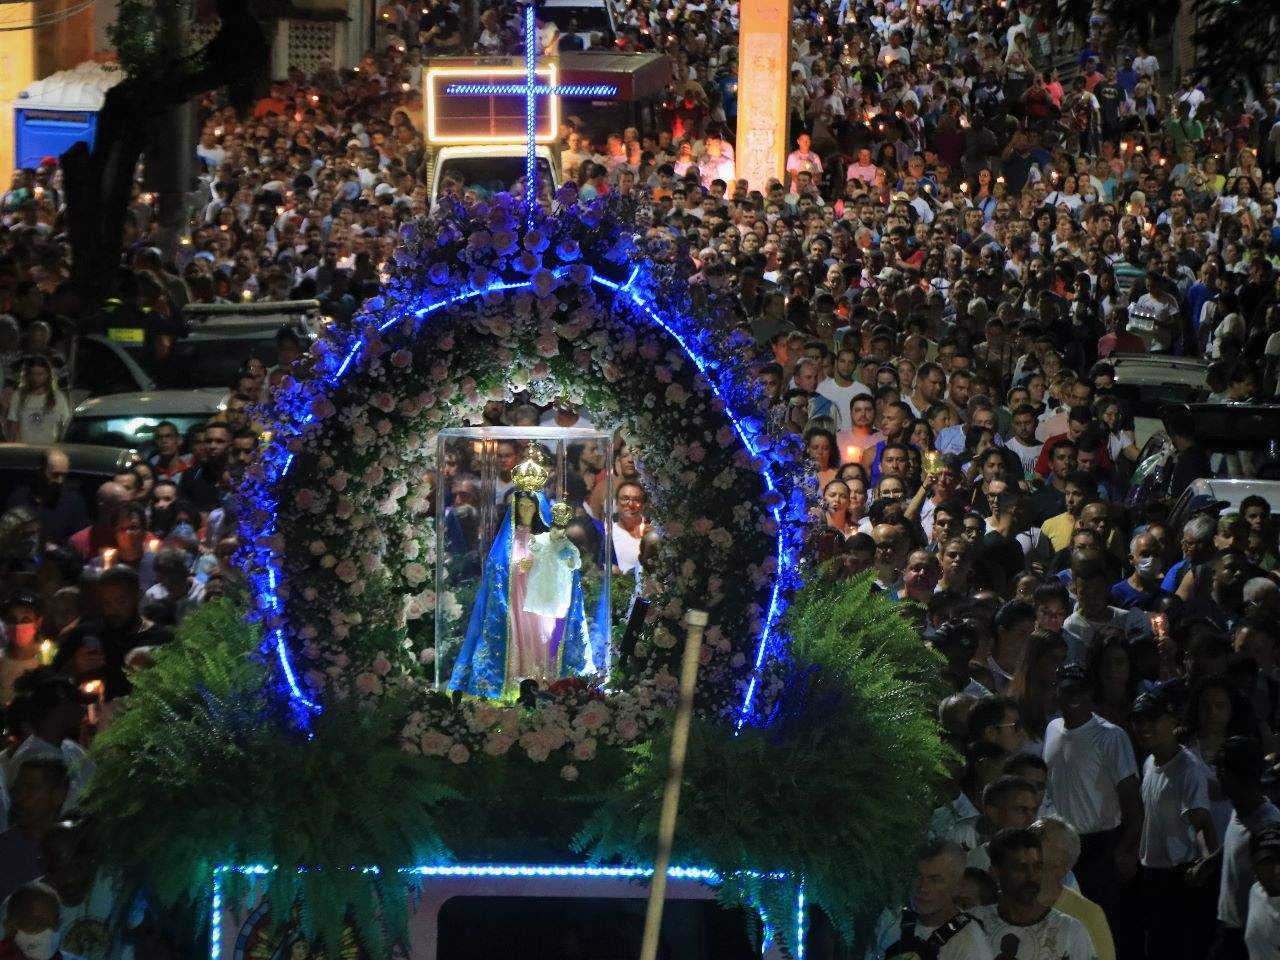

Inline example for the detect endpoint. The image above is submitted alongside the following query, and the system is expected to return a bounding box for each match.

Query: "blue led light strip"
[590,274,786,729]
[444,83,619,98]
[209,864,802,960]
[263,272,792,727]
[524,5,536,224]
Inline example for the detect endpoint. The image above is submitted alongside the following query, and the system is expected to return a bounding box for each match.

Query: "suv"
[1127,403,1280,509]
[1107,354,1209,448]
[138,301,324,391]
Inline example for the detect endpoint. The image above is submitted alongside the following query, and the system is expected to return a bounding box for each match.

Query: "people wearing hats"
[1245,823,1280,959]
[1130,690,1218,958]
[1043,662,1143,957]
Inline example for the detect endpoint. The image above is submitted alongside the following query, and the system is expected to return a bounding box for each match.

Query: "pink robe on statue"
[506,527,558,687]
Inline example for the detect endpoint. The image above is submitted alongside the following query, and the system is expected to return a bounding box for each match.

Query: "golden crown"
[550,501,574,526]
[511,449,550,494]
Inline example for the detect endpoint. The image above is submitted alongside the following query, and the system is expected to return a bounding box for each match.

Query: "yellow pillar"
[0,6,37,187]
[734,0,790,193]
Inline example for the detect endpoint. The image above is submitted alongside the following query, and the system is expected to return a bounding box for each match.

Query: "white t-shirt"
[1139,747,1210,868]
[870,908,995,959]
[816,378,870,432]
[1221,802,1280,928]
[1006,437,1043,477]
[930,792,982,851]
[970,905,1098,960]
[1061,607,1151,664]
[613,521,641,574]
[6,391,70,444]
[1246,882,1280,959]
[1044,715,1139,836]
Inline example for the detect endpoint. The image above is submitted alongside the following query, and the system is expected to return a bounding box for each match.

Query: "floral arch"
[85,191,949,960]
[238,189,809,734]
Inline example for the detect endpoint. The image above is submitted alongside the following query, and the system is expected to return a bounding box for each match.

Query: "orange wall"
[735,0,791,192]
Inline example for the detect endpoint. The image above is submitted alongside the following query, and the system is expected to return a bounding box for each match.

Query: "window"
[63,414,212,450]
[73,340,140,398]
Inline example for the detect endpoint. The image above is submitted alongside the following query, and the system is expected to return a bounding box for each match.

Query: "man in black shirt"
[980,491,1029,596]
[1166,408,1212,498]
[420,0,461,52]
[55,565,172,701]
[1095,66,1126,141]
[4,447,89,546]
[179,420,231,513]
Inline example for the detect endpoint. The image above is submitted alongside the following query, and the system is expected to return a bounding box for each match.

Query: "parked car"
[1166,477,1280,532]
[1127,403,1280,511]
[64,334,156,407]
[61,389,227,452]
[97,300,323,392]
[0,442,139,511]
[1107,355,1210,448]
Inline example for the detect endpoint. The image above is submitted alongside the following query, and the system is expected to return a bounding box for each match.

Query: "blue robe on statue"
[447,493,605,698]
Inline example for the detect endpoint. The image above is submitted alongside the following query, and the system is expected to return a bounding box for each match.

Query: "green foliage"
[89,581,945,958]
[84,602,454,958]
[575,574,949,954]
[108,0,191,82]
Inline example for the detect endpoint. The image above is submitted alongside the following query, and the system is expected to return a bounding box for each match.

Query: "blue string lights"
[208,864,805,960]
[252,267,797,728]
[443,82,620,98]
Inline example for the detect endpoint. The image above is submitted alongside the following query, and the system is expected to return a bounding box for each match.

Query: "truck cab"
[427,144,560,210]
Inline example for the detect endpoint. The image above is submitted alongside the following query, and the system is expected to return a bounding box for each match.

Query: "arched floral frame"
[236,191,809,736]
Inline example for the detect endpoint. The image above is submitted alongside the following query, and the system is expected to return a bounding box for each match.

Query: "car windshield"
[63,413,214,450]
[436,157,554,200]
[1111,381,1208,420]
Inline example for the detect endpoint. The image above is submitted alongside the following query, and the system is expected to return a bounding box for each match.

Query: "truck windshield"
[436,156,554,199]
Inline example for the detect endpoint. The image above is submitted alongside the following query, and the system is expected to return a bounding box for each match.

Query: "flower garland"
[237,188,810,761]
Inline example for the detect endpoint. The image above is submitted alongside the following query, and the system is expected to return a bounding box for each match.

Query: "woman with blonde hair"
[5,354,69,444]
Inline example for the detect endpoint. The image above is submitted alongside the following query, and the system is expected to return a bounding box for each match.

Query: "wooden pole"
[639,608,708,960]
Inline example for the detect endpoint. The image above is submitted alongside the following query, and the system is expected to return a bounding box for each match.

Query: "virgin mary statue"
[448,451,598,698]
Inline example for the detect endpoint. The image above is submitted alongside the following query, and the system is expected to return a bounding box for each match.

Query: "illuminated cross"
[443,2,618,224]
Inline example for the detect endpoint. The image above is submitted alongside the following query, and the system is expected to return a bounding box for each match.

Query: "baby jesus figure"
[518,501,581,618]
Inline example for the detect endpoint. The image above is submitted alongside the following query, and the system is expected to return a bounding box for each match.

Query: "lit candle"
[39,639,54,666]
[101,547,117,569]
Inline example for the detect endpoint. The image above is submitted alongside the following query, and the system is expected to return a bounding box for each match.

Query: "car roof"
[1185,477,1280,510]
[0,442,140,475]
[71,390,228,417]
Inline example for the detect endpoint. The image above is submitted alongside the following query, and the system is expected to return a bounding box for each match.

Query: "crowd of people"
[2,0,1280,954]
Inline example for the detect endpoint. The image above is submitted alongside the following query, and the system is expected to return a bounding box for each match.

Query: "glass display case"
[435,426,614,698]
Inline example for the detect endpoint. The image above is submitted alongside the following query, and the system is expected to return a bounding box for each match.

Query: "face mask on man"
[14,928,60,960]
[1135,556,1162,578]
[9,621,38,648]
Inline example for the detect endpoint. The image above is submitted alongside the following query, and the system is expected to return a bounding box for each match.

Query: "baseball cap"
[1056,663,1089,690]
[1250,823,1280,863]
[1188,494,1231,516]
[1130,691,1173,718]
